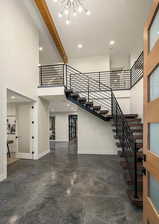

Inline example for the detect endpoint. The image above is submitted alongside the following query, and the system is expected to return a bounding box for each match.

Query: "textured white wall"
[78,108,118,155]
[69,55,110,73]
[0,0,39,180]
[38,98,49,155]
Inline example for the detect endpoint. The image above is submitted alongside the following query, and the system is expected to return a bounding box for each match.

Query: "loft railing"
[38,51,143,90]
[39,64,65,87]
[111,93,139,199]
[84,70,131,90]
[130,51,144,88]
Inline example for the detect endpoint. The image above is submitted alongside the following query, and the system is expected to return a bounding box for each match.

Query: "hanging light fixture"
[53,0,91,25]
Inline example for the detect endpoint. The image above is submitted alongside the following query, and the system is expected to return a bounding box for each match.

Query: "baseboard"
[38,150,50,159]
[16,153,33,160]
[51,140,69,143]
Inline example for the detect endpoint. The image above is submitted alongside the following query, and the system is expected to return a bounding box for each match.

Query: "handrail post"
[88,76,90,102]
[134,142,138,199]
[63,64,65,87]
[130,69,132,89]
[99,72,101,90]
[40,66,42,86]
[122,120,125,154]
[70,74,72,89]
[111,90,113,117]
[65,64,68,89]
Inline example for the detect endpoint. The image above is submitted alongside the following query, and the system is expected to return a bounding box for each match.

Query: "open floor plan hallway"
[0,143,142,224]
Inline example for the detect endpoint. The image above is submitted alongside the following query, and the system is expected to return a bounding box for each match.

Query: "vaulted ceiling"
[45,0,152,59]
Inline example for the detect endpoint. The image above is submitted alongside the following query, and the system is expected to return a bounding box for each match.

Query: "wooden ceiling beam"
[34,0,68,63]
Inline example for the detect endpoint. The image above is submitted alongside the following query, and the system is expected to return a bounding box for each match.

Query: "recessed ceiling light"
[86,10,91,16]
[78,6,83,13]
[66,19,70,25]
[64,9,69,15]
[11,96,16,99]
[73,11,77,16]
[109,40,115,46]
[78,44,83,49]
[58,12,63,18]
[39,46,43,51]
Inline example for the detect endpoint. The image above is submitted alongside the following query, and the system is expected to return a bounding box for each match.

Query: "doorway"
[7,89,35,166]
[68,115,78,153]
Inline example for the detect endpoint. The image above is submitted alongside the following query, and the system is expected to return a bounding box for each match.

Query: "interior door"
[16,104,32,154]
[143,0,159,223]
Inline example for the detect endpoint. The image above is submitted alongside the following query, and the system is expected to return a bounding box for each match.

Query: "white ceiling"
[48,96,78,113]
[23,0,62,64]
[7,90,33,104]
[46,0,152,59]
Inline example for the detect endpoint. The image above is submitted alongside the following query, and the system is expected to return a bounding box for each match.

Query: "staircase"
[39,52,144,208]
[65,69,144,208]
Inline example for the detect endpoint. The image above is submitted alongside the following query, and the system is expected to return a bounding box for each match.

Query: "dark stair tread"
[123,114,138,119]
[116,142,143,149]
[85,102,93,107]
[126,118,142,122]
[112,128,143,133]
[114,134,143,140]
[127,190,143,208]
[99,110,109,115]
[70,93,79,98]
[93,106,101,111]
[128,123,143,127]
[120,161,143,170]
[124,173,143,188]
[78,97,87,103]
[112,123,143,127]
[65,89,73,93]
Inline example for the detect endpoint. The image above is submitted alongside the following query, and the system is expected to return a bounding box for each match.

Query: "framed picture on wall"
[7,116,16,135]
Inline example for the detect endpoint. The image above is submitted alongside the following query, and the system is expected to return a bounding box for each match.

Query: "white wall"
[130,78,143,120]
[0,0,39,180]
[0,0,39,100]
[110,54,130,70]
[37,98,49,157]
[69,55,110,73]
[53,112,69,142]
[16,103,32,154]
[78,108,117,155]
[114,90,131,114]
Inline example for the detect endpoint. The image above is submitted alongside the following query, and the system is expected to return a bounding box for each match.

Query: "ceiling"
[48,96,78,113]
[46,0,152,59]
[23,0,62,64]
[7,90,33,104]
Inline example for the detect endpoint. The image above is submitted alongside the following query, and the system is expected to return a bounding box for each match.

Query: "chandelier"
[53,0,91,24]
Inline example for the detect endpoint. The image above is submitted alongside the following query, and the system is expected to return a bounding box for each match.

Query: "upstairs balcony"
[38,52,143,92]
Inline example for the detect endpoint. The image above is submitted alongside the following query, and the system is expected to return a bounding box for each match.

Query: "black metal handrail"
[38,52,143,91]
[84,70,131,90]
[39,64,65,87]
[69,73,112,112]
[66,70,139,198]
[111,93,138,199]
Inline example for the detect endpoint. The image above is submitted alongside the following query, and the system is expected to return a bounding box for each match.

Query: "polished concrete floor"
[0,142,142,224]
